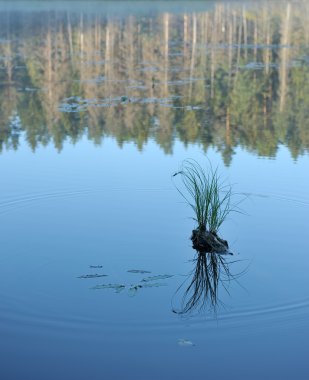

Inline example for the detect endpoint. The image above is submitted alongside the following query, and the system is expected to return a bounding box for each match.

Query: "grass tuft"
[173,159,235,233]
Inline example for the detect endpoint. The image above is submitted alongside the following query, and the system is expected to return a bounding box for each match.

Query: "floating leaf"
[127,269,151,274]
[77,274,107,279]
[115,286,126,294]
[127,282,166,296]
[91,284,125,293]
[142,274,173,282]
[178,338,195,347]
[141,282,167,288]
[128,284,142,297]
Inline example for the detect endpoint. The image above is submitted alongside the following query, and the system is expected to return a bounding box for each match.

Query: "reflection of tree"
[0,3,309,161]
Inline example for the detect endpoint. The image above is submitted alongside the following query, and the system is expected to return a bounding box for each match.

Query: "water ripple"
[0,187,174,215]
[242,192,309,207]
[0,189,93,215]
[1,292,309,335]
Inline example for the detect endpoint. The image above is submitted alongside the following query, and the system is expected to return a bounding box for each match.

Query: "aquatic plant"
[173,159,233,234]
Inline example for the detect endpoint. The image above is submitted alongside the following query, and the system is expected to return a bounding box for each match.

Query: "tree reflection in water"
[1,2,309,161]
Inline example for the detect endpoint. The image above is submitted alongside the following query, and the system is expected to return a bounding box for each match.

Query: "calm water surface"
[0,2,309,379]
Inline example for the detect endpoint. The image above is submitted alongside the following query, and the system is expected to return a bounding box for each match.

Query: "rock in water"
[191,229,230,254]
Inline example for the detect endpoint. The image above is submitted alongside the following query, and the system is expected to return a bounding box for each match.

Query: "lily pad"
[142,274,173,282]
[141,282,167,288]
[127,282,166,296]
[128,284,142,297]
[127,269,151,274]
[77,274,107,279]
[91,284,125,293]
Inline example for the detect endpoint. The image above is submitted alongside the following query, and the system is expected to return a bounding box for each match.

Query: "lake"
[0,1,309,379]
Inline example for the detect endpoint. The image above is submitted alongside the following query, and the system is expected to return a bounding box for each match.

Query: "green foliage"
[173,159,233,233]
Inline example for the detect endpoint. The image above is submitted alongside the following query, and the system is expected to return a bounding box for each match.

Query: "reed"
[173,159,233,233]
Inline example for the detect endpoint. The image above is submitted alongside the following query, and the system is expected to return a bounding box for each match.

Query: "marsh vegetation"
[173,159,235,254]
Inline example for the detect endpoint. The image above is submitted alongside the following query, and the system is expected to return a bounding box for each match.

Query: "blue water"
[1,137,308,379]
[1,2,309,379]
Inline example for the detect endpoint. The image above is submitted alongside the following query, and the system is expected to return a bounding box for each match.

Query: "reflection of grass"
[173,159,233,233]
[182,253,226,313]
[174,252,244,314]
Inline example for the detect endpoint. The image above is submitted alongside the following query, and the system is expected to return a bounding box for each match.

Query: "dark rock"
[191,228,231,254]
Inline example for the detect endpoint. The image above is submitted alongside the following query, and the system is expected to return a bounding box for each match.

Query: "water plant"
[173,159,237,254]
[172,160,246,314]
[173,159,232,234]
